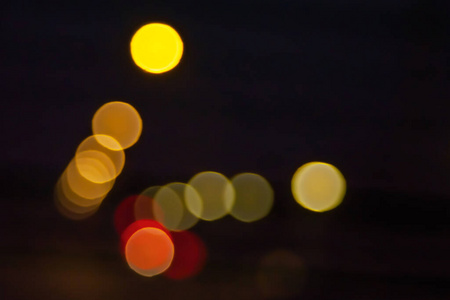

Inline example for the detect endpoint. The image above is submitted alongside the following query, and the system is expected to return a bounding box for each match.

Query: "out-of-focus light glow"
[120,219,171,254]
[130,23,183,74]
[65,158,114,200]
[291,162,346,212]
[153,185,182,230]
[257,249,306,299]
[230,173,274,222]
[92,102,142,150]
[164,231,207,280]
[134,186,160,221]
[54,195,99,220]
[60,171,105,208]
[74,150,115,184]
[55,153,108,219]
[186,171,235,221]
[114,195,139,235]
[125,227,174,277]
[54,178,100,220]
[76,135,125,183]
[153,183,200,231]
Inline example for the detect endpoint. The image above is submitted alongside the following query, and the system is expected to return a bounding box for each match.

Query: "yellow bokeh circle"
[153,183,200,231]
[291,162,346,212]
[130,23,183,74]
[230,173,274,223]
[186,171,235,221]
[76,135,125,182]
[66,158,114,200]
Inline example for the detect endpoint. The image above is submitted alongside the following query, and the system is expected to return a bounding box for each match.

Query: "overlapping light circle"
[54,176,101,220]
[185,171,235,221]
[134,186,161,221]
[65,158,114,200]
[114,195,139,235]
[153,183,200,231]
[120,219,171,254]
[76,135,125,183]
[60,170,106,208]
[55,101,141,220]
[125,227,174,277]
[164,231,207,280]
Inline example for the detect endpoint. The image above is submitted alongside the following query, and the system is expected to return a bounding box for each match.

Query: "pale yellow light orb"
[186,171,235,221]
[230,173,274,223]
[153,183,200,231]
[291,162,346,212]
[130,23,183,74]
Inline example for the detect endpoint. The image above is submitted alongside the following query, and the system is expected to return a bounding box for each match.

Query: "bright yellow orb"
[291,162,346,212]
[130,23,183,74]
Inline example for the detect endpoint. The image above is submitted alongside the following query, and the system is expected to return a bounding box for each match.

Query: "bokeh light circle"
[153,183,200,231]
[120,219,171,254]
[76,135,125,182]
[125,227,174,277]
[54,177,101,220]
[291,162,346,212]
[92,102,142,150]
[65,158,114,200]
[230,173,274,222]
[60,170,105,208]
[134,186,161,221]
[74,150,116,184]
[164,231,207,280]
[186,171,235,221]
[54,194,99,220]
[114,195,139,235]
[130,23,183,74]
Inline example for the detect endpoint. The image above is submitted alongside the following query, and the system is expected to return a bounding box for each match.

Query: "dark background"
[1,0,450,299]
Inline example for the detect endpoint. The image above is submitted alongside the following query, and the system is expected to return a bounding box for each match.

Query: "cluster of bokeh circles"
[115,216,206,280]
[54,101,142,220]
[55,22,347,281]
[114,171,274,278]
